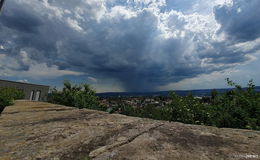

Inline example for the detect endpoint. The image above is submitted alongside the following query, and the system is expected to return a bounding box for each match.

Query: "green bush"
[165,78,260,130]
[48,81,100,110]
[167,92,210,125]
[207,79,260,130]
[0,87,25,107]
[0,87,25,114]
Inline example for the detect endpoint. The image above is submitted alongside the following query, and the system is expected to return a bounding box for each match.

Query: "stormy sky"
[0,0,260,92]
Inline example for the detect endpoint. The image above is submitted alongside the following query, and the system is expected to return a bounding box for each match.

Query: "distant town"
[97,86,260,110]
[99,96,172,109]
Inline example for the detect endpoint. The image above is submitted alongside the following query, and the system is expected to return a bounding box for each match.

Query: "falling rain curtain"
[0,0,6,12]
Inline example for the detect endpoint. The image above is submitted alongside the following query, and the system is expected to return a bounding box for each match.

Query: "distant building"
[0,79,49,101]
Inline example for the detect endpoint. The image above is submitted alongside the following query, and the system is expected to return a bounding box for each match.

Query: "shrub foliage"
[48,81,102,110]
[0,87,25,114]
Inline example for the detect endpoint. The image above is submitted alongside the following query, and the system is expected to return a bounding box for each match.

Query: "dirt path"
[0,101,260,160]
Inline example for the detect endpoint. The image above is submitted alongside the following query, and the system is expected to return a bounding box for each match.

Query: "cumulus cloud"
[215,0,260,42]
[0,0,260,91]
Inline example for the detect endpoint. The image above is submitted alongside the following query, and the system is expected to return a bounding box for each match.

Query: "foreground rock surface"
[0,101,260,160]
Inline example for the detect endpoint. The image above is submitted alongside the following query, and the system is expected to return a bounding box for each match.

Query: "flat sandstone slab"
[0,101,260,160]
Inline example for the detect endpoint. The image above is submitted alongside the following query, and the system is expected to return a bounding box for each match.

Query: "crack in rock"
[89,123,164,158]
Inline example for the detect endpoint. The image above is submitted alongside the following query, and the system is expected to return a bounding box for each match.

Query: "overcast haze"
[0,0,260,92]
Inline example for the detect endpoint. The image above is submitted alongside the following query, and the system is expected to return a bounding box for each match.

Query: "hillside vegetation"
[48,79,260,130]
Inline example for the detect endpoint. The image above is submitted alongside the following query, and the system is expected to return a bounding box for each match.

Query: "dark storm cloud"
[1,0,260,91]
[215,0,260,42]
[198,42,252,64]
[0,0,70,65]
[0,2,42,33]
